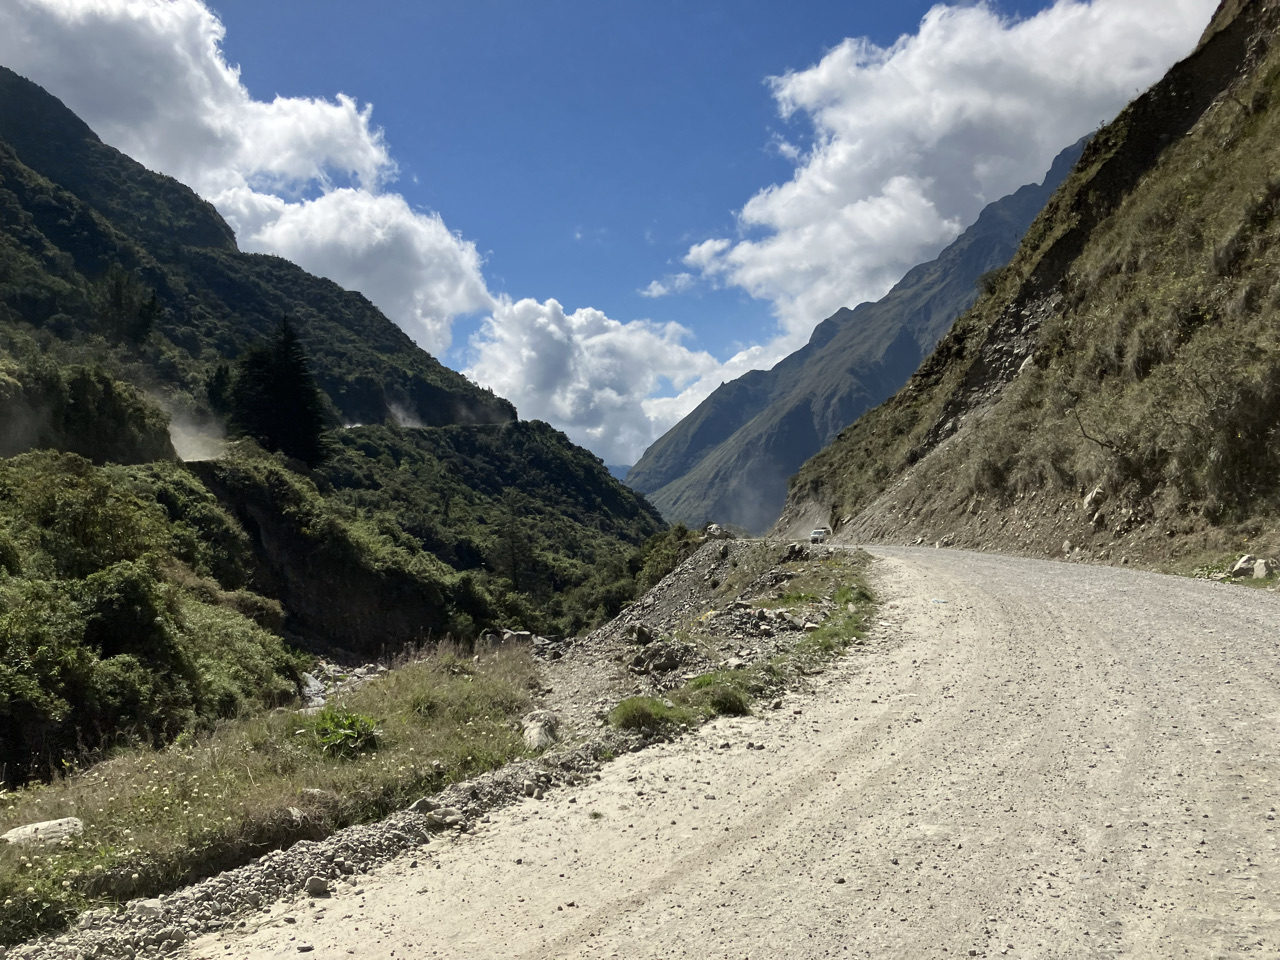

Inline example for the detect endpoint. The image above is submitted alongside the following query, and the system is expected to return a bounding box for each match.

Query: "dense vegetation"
[782,2,1280,562]
[0,63,671,792]
[319,423,665,635]
[226,318,332,466]
[0,451,304,786]
[0,331,173,464]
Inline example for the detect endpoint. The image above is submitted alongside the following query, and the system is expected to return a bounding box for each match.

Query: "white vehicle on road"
[809,527,830,543]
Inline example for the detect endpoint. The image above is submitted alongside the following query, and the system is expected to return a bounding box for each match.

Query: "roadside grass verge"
[610,569,875,735]
[0,643,538,947]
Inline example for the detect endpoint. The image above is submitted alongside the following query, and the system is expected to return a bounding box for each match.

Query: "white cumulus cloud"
[686,0,1218,334]
[639,272,695,298]
[0,0,1220,465]
[0,0,491,353]
[465,297,725,465]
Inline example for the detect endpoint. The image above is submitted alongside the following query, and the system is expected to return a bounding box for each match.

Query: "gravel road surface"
[186,548,1280,959]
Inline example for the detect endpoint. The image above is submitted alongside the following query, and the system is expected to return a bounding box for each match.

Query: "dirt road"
[186,548,1280,959]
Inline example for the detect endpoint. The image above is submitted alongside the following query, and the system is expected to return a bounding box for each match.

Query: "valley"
[3,0,1280,955]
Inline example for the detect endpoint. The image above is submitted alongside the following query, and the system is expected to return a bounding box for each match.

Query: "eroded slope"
[778,0,1280,568]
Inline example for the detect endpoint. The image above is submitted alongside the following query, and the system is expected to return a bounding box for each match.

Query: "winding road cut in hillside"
[187,548,1280,959]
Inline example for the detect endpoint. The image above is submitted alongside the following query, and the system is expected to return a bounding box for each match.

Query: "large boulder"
[1230,555,1258,577]
[2,817,83,846]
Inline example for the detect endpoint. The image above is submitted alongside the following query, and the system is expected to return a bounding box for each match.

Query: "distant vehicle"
[809,527,831,544]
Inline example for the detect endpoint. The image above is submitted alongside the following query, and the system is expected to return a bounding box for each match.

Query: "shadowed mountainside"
[777,0,1280,570]
[627,141,1084,533]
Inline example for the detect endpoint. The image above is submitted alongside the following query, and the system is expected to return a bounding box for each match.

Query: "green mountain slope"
[0,64,513,428]
[777,0,1280,567]
[0,65,667,784]
[627,142,1083,533]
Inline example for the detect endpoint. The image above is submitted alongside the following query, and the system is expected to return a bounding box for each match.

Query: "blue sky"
[0,0,1217,462]
[208,0,1055,354]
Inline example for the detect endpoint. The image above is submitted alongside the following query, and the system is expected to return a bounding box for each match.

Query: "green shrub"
[699,684,751,717]
[0,452,305,784]
[609,696,694,732]
[310,706,380,758]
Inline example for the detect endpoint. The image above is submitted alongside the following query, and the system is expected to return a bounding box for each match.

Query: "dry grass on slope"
[0,644,538,947]
[782,1,1280,572]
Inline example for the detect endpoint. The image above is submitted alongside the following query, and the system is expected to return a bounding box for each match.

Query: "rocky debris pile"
[297,660,389,711]
[626,637,706,686]
[603,541,750,643]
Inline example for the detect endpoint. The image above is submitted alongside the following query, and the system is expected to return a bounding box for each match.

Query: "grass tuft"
[609,697,695,732]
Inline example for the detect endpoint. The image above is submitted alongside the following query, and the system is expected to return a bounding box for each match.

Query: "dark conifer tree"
[229,318,330,465]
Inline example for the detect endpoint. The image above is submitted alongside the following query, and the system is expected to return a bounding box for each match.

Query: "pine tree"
[229,318,330,465]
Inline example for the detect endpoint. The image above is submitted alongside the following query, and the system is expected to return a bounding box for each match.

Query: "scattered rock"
[2,818,84,846]
[407,796,439,814]
[624,622,655,645]
[303,877,329,898]
[1230,555,1258,577]
[1253,558,1277,579]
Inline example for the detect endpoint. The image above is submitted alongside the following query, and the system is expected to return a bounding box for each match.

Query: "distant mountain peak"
[626,138,1086,534]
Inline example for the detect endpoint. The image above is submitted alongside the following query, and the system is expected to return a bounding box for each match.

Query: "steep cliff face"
[778,0,1280,568]
[627,142,1083,534]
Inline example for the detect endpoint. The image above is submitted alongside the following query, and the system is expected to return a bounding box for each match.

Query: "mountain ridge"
[0,64,514,429]
[627,140,1084,532]
[775,0,1280,570]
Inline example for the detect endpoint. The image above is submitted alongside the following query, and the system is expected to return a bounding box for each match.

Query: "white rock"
[2,818,83,846]
[521,710,559,751]
[1230,555,1258,577]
